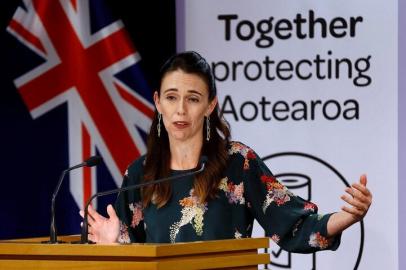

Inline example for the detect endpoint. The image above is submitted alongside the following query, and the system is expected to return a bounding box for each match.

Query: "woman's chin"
[169,132,189,141]
[169,131,201,142]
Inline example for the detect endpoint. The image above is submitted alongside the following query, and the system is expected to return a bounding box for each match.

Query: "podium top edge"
[0,236,269,257]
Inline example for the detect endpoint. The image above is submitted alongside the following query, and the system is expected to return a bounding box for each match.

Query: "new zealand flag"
[1,0,154,239]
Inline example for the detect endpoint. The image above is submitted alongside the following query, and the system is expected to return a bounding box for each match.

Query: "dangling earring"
[157,113,162,137]
[206,116,210,141]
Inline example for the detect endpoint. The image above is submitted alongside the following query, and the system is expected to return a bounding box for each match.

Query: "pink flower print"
[234,183,244,198]
[179,190,200,208]
[243,150,256,170]
[304,202,317,212]
[271,234,280,244]
[129,202,143,228]
[260,175,278,186]
[309,232,329,249]
[274,193,291,206]
[169,189,208,243]
[246,150,256,160]
[219,178,245,205]
[261,176,294,211]
[117,221,130,244]
[243,159,250,170]
[228,142,244,155]
[228,142,256,170]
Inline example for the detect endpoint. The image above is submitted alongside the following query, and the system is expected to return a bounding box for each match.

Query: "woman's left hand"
[340,174,372,222]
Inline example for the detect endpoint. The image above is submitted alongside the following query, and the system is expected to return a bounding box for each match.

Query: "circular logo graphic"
[251,152,364,270]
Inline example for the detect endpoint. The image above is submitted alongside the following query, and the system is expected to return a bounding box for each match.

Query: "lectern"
[0,235,270,270]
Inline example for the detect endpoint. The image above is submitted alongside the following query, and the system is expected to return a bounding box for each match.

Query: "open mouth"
[173,121,190,129]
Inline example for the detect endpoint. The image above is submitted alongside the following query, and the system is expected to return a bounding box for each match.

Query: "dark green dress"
[114,141,340,253]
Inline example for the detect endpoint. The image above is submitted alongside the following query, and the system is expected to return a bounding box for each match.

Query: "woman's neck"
[169,136,203,170]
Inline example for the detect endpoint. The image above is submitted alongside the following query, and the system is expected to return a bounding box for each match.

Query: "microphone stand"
[79,162,206,244]
[43,156,102,244]
[43,168,72,244]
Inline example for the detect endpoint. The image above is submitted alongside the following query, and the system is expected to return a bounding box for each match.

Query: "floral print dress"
[114,141,340,253]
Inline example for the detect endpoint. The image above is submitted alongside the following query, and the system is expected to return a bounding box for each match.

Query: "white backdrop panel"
[177,1,397,269]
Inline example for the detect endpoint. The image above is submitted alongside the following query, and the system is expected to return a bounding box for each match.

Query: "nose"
[176,97,186,115]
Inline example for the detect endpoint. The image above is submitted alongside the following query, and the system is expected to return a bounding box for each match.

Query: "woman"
[80,51,372,252]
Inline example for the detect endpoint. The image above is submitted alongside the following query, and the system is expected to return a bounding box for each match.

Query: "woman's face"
[154,69,217,142]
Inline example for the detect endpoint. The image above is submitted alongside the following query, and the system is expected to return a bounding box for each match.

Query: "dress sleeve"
[114,159,146,243]
[242,148,341,253]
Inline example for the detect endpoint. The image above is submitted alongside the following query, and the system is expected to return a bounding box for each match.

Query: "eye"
[166,95,177,101]
[188,96,200,103]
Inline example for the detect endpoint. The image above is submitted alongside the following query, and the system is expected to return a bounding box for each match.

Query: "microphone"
[45,155,103,244]
[79,156,207,244]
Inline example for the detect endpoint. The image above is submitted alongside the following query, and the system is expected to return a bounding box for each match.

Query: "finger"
[87,213,96,225]
[88,205,98,217]
[88,233,96,243]
[345,187,354,197]
[360,174,367,186]
[351,183,372,198]
[345,188,368,202]
[341,194,366,210]
[88,205,104,223]
[345,188,369,204]
[345,188,359,200]
[88,225,97,236]
[82,206,95,224]
[106,204,118,220]
[351,187,372,206]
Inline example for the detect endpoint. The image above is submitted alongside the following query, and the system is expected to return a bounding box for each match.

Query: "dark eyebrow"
[163,89,204,96]
[163,88,178,94]
[187,90,203,96]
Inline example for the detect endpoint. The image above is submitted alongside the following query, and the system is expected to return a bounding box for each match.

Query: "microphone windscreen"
[84,156,103,167]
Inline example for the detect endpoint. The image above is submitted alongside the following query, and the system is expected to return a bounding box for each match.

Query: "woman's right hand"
[79,204,120,243]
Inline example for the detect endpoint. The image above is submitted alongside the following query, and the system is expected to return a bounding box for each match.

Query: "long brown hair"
[142,51,231,208]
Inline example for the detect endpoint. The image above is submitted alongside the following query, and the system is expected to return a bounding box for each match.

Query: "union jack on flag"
[6,0,154,209]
